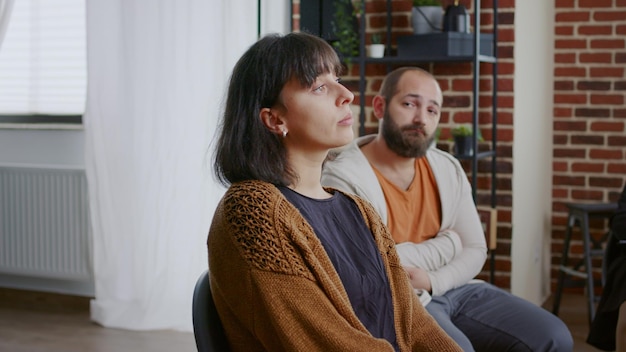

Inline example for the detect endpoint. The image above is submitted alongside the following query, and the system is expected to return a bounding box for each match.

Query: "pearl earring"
[282,130,287,138]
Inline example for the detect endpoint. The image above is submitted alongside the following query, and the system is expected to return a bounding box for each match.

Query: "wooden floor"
[0,288,605,352]
[0,288,196,352]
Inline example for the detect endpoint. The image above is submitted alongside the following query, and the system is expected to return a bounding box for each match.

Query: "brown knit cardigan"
[207,180,461,352]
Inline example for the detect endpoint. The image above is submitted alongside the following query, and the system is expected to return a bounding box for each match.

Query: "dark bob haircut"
[213,32,342,187]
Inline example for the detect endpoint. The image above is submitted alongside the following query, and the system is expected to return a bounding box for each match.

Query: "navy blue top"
[279,186,398,351]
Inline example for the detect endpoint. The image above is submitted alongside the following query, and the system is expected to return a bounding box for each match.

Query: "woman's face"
[276,72,355,154]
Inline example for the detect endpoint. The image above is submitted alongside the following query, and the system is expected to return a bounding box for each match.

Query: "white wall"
[511,0,555,304]
[0,128,85,167]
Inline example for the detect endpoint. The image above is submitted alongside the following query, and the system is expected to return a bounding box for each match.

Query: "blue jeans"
[425,282,573,352]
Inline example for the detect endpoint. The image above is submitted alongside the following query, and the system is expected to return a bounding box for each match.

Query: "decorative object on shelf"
[411,0,443,34]
[397,32,494,58]
[331,0,361,65]
[443,0,470,33]
[366,33,385,58]
[451,124,482,156]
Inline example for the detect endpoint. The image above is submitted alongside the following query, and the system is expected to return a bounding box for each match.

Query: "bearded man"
[322,67,573,352]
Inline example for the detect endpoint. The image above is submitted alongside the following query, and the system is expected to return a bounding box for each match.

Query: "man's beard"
[381,110,434,158]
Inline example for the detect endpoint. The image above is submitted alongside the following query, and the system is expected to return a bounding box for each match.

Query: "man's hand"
[404,266,432,293]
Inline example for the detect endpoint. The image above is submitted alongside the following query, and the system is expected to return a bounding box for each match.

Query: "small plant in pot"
[451,124,482,156]
[367,33,385,58]
[412,0,443,34]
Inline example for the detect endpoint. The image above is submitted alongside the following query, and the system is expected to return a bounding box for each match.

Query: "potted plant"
[331,0,361,66]
[366,33,385,58]
[412,0,443,34]
[451,124,482,156]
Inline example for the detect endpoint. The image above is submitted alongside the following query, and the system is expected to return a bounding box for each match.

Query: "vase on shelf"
[411,5,443,34]
[453,135,473,156]
[367,44,385,58]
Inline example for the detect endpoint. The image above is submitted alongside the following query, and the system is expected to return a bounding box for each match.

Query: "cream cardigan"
[321,135,488,296]
[207,180,461,352]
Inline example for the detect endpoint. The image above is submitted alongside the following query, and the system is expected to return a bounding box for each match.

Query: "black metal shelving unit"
[353,0,499,282]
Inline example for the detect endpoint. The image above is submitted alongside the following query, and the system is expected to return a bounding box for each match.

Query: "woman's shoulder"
[220,180,287,222]
[218,181,315,276]
[226,180,278,196]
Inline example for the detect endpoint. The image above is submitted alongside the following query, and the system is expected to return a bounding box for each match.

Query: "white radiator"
[0,165,92,281]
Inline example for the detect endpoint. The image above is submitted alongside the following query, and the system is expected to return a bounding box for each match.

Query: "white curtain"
[0,0,14,50]
[84,0,259,331]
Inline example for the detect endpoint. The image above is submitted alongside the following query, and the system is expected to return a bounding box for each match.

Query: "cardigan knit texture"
[207,180,461,352]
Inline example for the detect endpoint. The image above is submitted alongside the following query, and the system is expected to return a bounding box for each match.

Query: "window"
[0,0,86,124]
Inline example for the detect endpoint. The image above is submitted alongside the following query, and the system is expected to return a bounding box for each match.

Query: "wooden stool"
[552,202,617,326]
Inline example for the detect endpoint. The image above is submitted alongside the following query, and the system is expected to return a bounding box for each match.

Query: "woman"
[207,32,461,352]
[588,184,626,351]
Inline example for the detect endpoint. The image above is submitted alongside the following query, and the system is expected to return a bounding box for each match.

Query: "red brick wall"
[551,0,626,292]
[292,0,624,292]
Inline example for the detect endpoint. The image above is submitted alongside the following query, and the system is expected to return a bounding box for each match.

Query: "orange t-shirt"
[372,158,441,244]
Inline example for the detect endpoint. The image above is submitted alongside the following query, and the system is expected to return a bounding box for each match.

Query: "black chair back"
[192,270,230,352]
